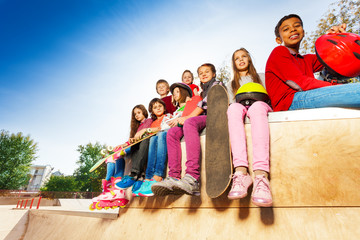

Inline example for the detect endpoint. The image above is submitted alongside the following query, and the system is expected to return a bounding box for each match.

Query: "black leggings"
[129,138,150,177]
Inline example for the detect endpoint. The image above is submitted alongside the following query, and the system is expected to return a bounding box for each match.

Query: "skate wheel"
[104,206,110,210]
[89,204,96,211]
[120,205,126,208]
[95,201,102,210]
[111,206,118,209]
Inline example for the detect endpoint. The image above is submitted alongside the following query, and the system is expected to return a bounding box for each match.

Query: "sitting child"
[156,79,177,114]
[133,98,171,196]
[115,105,153,190]
[182,70,200,96]
[151,63,222,196]
[265,14,360,111]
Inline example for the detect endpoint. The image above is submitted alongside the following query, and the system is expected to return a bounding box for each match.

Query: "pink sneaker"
[227,172,253,200]
[251,175,273,207]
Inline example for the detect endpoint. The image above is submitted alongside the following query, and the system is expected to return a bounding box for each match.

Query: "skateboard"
[89,132,156,173]
[205,84,233,198]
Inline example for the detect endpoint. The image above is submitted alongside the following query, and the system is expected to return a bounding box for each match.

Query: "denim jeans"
[105,157,125,181]
[289,83,360,110]
[145,130,168,179]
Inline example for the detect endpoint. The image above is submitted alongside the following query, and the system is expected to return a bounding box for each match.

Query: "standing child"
[156,79,177,114]
[226,48,273,207]
[134,98,172,196]
[115,105,153,190]
[152,63,222,196]
[182,70,200,96]
[266,14,360,111]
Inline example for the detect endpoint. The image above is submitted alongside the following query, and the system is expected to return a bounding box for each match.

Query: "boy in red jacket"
[265,14,360,112]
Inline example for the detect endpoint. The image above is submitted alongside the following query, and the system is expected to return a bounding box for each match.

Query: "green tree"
[302,0,360,54]
[0,130,38,189]
[40,175,79,192]
[73,142,106,192]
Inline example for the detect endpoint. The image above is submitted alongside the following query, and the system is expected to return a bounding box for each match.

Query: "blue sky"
[0,0,337,175]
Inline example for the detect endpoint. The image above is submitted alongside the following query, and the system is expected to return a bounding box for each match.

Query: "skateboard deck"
[205,84,233,198]
[89,132,155,172]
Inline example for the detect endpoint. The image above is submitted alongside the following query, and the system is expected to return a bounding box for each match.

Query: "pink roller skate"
[89,179,112,210]
[92,177,129,210]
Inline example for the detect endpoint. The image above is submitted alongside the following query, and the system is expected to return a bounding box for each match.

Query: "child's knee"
[247,101,271,117]
[227,103,247,118]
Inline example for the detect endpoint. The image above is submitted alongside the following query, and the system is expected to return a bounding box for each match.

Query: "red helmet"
[315,32,360,78]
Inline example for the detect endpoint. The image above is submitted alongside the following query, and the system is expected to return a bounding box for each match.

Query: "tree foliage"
[40,175,79,192]
[73,142,106,192]
[302,0,360,54]
[217,64,232,85]
[0,130,38,189]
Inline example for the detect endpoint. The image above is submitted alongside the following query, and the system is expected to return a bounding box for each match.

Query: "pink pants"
[227,101,272,172]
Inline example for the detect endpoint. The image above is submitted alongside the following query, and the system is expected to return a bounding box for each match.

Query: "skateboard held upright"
[205,84,233,198]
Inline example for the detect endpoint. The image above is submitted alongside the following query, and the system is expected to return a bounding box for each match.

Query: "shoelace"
[230,174,247,190]
[253,176,270,194]
[183,176,197,187]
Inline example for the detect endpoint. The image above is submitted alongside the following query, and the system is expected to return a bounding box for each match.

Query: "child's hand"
[134,129,145,140]
[326,23,346,34]
[177,116,188,125]
[128,138,135,144]
[193,88,199,96]
[167,118,178,128]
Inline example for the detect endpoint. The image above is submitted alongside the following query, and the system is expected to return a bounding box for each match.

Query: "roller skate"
[91,177,129,210]
[89,179,112,210]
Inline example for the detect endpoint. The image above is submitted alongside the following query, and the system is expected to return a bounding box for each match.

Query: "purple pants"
[227,101,272,172]
[167,115,207,180]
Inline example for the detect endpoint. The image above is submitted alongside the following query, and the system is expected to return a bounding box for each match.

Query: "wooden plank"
[22,208,360,240]
[128,118,360,208]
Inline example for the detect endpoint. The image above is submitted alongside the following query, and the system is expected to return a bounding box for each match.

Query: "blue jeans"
[289,83,360,110]
[105,157,125,181]
[145,131,168,179]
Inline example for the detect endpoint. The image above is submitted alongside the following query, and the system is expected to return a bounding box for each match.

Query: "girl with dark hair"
[91,104,152,209]
[115,105,153,191]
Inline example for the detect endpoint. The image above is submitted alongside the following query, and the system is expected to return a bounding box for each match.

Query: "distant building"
[25,165,53,191]
[51,170,64,177]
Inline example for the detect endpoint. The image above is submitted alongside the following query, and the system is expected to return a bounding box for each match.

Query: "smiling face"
[156,83,169,97]
[276,17,304,53]
[182,72,193,85]
[198,66,215,83]
[233,50,250,75]
[152,102,165,118]
[133,107,145,122]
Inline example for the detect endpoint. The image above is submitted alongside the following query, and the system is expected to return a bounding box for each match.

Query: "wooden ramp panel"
[19,114,360,240]
[129,118,360,208]
[22,208,360,240]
